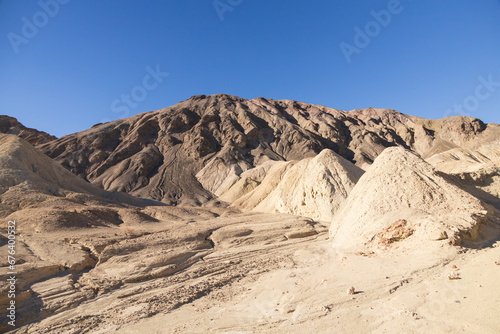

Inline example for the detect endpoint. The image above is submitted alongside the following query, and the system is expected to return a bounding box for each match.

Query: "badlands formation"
[0,94,499,333]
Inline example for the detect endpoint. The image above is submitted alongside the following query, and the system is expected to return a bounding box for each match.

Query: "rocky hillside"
[28,94,500,205]
[1,96,499,333]
[0,115,56,146]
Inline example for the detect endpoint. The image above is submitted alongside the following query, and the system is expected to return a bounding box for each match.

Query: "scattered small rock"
[449,236,460,246]
[389,278,410,294]
[389,286,399,294]
[321,305,331,312]
[355,251,374,257]
[448,272,460,280]
[429,230,448,241]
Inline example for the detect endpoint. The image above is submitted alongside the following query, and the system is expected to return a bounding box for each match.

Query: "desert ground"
[3,207,500,333]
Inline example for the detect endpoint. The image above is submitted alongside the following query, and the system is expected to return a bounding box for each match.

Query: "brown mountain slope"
[37,94,499,204]
[0,115,56,146]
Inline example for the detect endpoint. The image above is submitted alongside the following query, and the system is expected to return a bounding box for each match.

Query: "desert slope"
[0,134,151,221]
[0,134,162,331]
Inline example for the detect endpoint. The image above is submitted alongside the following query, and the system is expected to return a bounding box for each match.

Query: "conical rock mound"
[329,146,497,250]
[231,149,364,221]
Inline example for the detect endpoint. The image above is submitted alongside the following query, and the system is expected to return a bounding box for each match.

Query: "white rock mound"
[195,156,251,197]
[330,147,497,250]
[229,149,364,221]
[228,160,298,210]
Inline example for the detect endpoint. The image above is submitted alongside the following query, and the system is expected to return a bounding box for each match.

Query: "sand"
[5,210,498,333]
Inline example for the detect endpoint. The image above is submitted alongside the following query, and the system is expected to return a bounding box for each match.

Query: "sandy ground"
[118,238,500,334]
[5,207,499,333]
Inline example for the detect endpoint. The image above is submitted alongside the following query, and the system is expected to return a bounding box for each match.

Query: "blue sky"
[1,0,499,137]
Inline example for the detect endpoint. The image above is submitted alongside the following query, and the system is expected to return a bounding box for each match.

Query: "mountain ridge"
[0,115,57,146]
[5,94,500,205]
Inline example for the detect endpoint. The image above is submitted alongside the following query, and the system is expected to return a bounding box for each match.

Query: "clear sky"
[1,0,499,138]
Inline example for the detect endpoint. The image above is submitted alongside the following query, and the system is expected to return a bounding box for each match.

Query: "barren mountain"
[0,115,56,146]
[36,94,500,206]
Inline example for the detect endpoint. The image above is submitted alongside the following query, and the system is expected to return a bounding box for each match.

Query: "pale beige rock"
[230,160,296,210]
[218,160,279,203]
[429,229,448,241]
[254,149,364,221]
[330,147,498,251]
[230,149,364,222]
